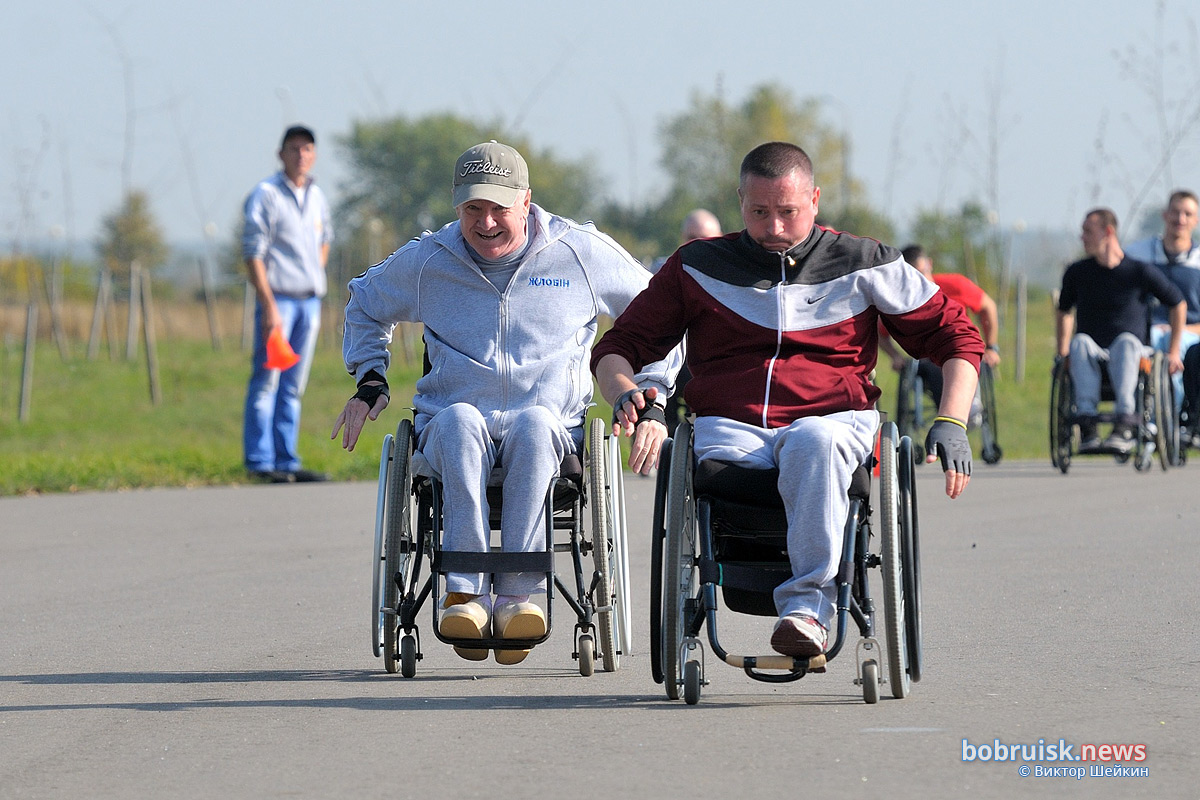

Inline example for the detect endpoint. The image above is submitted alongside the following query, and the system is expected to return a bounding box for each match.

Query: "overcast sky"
[3,0,1198,254]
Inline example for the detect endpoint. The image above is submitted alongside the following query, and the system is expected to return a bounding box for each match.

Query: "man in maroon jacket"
[592,141,983,658]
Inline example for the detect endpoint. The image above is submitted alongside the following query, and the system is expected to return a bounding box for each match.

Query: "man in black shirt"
[1056,208,1186,453]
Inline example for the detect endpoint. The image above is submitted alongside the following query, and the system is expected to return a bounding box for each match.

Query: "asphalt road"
[2,457,1197,799]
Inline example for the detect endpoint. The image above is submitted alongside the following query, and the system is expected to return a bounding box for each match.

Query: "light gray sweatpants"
[1069,332,1148,417]
[693,410,879,628]
[418,403,574,597]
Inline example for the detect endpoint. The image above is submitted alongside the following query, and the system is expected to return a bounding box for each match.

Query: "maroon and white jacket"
[591,227,984,429]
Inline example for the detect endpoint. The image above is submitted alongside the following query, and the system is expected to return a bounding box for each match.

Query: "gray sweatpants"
[1069,332,1148,417]
[418,403,574,597]
[693,410,879,628]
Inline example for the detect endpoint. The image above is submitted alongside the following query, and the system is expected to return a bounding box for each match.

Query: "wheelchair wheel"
[374,419,415,673]
[1135,361,1155,472]
[895,360,919,457]
[979,362,1002,465]
[661,420,698,701]
[608,427,634,657]
[898,434,923,684]
[400,635,418,679]
[587,419,619,672]
[861,660,880,705]
[1049,360,1073,474]
[649,438,672,687]
[578,634,595,677]
[684,659,702,706]
[878,422,912,699]
[1154,355,1179,470]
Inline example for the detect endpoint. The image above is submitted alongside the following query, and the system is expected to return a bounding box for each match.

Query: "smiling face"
[738,170,820,252]
[455,190,531,260]
[1163,195,1199,243]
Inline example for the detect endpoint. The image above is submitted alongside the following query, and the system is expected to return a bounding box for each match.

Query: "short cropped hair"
[901,244,927,264]
[739,142,814,189]
[1168,189,1199,208]
[1086,207,1119,232]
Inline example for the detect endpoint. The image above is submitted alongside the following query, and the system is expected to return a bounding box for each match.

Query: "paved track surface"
[2,458,1198,798]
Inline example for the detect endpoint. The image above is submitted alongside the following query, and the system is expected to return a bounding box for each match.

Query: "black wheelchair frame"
[649,418,921,705]
[896,358,1002,465]
[1049,352,1180,474]
[371,416,630,677]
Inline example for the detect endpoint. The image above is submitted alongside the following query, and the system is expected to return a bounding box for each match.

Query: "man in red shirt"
[881,244,1000,414]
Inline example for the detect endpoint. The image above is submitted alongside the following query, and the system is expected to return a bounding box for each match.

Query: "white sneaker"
[492,600,546,665]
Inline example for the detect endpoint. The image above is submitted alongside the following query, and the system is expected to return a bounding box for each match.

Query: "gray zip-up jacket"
[242,172,333,298]
[343,204,678,435]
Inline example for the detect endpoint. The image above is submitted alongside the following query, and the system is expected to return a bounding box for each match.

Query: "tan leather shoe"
[492,601,546,665]
[440,593,491,661]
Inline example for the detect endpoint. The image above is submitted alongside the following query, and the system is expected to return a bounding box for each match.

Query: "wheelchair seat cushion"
[693,459,871,508]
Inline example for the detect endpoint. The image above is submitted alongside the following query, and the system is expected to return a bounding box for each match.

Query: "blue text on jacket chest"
[528,277,571,288]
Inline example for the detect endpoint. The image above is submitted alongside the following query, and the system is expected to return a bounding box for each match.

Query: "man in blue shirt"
[242,125,333,483]
[1125,190,1200,444]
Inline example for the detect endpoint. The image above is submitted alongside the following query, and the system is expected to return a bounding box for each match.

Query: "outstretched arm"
[924,357,977,499]
[331,372,390,451]
[978,293,1001,368]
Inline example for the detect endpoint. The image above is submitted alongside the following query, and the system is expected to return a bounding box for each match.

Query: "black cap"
[281,125,316,147]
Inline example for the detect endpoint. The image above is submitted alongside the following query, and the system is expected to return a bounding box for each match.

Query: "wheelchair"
[1049,351,1180,474]
[370,415,632,677]
[896,359,1001,465]
[649,417,921,705]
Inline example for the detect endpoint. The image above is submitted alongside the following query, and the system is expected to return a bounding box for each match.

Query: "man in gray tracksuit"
[333,141,677,664]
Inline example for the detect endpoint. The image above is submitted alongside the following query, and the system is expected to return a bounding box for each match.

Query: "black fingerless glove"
[611,389,666,427]
[924,417,972,475]
[353,369,390,407]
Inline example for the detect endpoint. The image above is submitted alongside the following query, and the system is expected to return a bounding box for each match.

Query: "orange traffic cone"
[264,327,301,371]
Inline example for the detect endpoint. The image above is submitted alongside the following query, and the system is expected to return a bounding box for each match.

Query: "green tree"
[641,82,885,254]
[337,113,604,271]
[97,190,168,277]
[908,202,995,292]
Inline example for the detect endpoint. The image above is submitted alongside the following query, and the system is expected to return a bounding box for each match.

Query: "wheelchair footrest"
[723,653,826,672]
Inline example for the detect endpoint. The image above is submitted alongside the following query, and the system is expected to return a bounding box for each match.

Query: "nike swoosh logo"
[806,294,828,304]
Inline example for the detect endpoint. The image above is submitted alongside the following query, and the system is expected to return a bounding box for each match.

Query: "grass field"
[0,294,1059,496]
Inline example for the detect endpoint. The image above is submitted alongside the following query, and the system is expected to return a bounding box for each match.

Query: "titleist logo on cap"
[459,159,512,179]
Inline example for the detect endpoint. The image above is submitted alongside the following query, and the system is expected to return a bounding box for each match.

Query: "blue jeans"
[243,295,321,473]
[1149,325,1200,415]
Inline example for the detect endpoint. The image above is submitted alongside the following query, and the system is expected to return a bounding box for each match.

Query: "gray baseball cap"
[452,140,530,208]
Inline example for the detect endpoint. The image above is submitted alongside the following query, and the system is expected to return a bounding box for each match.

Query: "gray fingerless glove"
[924,417,972,475]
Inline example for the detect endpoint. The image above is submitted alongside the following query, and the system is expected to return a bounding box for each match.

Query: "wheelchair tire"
[381,419,415,674]
[649,439,672,686]
[861,660,880,705]
[400,635,418,679]
[684,659,702,706]
[979,362,1002,465]
[1154,355,1179,470]
[608,427,634,658]
[878,422,912,699]
[898,435,923,684]
[372,433,394,660]
[662,420,698,701]
[578,634,595,677]
[588,419,619,673]
[895,360,917,447]
[1049,360,1073,474]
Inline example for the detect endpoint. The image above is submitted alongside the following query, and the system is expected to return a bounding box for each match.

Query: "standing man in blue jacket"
[242,125,333,483]
[332,141,677,664]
